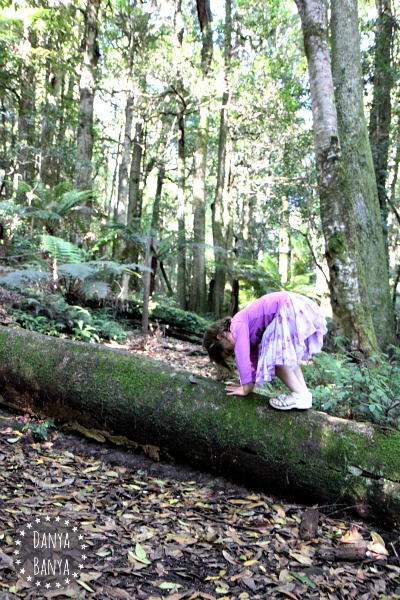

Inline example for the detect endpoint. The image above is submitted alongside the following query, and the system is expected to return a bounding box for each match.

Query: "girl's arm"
[230,317,256,386]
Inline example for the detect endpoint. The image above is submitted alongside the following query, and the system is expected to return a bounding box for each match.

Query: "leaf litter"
[0,331,400,599]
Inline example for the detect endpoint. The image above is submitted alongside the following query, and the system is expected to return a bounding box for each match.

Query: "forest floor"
[0,330,400,600]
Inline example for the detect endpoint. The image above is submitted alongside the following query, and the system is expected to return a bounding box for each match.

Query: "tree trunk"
[331,0,395,349]
[189,0,213,314]
[17,24,37,186]
[174,0,187,310]
[117,91,135,226]
[369,0,395,260]
[40,64,63,188]
[294,0,378,354]
[211,0,232,319]
[127,120,144,226]
[0,326,399,530]
[278,196,290,285]
[74,0,101,192]
[176,110,187,310]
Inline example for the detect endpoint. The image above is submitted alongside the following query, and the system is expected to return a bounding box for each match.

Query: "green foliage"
[304,350,400,429]
[22,420,56,441]
[0,270,51,288]
[11,297,128,344]
[236,252,315,306]
[148,297,209,334]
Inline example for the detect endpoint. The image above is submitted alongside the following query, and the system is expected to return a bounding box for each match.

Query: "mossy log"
[0,326,400,529]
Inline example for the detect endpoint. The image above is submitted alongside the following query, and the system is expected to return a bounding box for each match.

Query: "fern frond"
[57,189,93,216]
[0,270,50,290]
[80,280,111,299]
[58,263,96,280]
[41,235,86,263]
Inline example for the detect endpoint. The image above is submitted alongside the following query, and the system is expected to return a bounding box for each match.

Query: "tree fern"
[41,235,86,263]
[58,263,96,280]
[0,270,50,289]
[80,280,112,299]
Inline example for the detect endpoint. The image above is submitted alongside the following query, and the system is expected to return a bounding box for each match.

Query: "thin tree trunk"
[211,0,232,318]
[278,197,290,285]
[17,24,37,186]
[295,0,378,353]
[369,0,395,259]
[189,0,213,314]
[174,0,187,310]
[331,0,395,349]
[40,64,62,187]
[74,0,101,192]
[57,72,75,182]
[117,91,135,225]
[176,111,187,309]
[151,164,165,232]
[127,120,144,226]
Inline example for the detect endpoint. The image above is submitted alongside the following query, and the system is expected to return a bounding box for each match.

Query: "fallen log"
[0,325,399,529]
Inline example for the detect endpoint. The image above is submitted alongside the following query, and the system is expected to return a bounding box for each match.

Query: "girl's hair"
[202,317,232,370]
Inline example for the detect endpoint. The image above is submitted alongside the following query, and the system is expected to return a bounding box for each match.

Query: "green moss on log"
[0,326,399,529]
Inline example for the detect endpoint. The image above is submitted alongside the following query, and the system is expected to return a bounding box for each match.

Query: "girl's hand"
[225,383,255,396]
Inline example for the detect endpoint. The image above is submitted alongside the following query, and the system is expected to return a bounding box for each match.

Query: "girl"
[203,291,327,410]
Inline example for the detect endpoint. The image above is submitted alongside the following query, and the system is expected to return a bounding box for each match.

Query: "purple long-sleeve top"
[230,291,290,385]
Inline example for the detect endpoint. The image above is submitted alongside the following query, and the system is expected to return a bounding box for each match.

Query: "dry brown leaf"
[367,540,389,559]
[340,526,364,544]
[288,551,313,566]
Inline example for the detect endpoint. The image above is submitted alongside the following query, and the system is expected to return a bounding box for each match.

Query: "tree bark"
[74,0,101,192]
[0,325,400,530]
[189,0,213,314]
[211,0,232,319]
[278,196,290,285]
[331,0,395,349]
[369,0,395,257]
[174,0,187,310]
[117,91,135,226]
[127,120,144,225]
[17,24,37,186]
[294,0,378,354]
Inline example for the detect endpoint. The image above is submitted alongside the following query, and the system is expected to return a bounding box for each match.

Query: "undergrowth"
[303,350,400,430]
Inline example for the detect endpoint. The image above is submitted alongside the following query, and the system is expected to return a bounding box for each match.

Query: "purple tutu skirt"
[255,293,327,384]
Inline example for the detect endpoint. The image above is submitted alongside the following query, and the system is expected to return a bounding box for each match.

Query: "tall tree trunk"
[278,197,290,285]
[174,0,187,310]
[189,0,213,314]
[211,0,232,318]
[176,110,187,309]
[127,120,144,227]
[57,72,75,183]
[117,91,135,226]
[40,64,63,187]
[17,24,37,187]
[116,11,137,227]
[294,0,378,353]
[151,163,165,232]
[369,0,395,259]
[331,0,395,349]
[74,0,101,192]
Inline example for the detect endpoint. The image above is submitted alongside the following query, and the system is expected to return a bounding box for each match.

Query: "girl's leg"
[271,365,311,409]
[275,365,308,394]
[293,366,309,392]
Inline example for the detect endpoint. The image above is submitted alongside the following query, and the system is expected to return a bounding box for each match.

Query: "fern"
[0,270,50,289]
[80,280,112,300]
[56,189,93,215]
[58,263,96,280]
[41,235,86,263]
